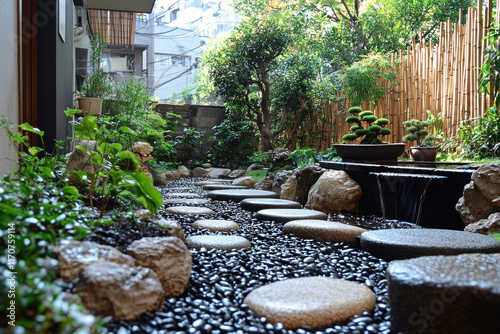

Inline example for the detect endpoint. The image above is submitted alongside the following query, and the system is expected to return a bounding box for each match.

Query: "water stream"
[372,172,447,225]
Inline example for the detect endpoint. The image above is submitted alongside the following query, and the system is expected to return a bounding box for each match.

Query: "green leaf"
[38,166,54,178]
[74,114,98,140]
[19,123,44,136]
[63,186,79,195]
[116,151,141,169]
[64,109,83,117]
[127,172,163,215]
[119,126,139,137]
[28,147,43,156]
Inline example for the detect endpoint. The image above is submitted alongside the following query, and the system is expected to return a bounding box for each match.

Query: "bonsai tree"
[342,107,391,144]
[402,119,436,147]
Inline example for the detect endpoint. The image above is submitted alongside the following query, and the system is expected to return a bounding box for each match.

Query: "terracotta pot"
[410,146,437,161]
[77,97,103,115]
[334,143,406,163]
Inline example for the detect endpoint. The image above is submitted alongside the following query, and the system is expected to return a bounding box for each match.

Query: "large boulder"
[153,219,185,241]
[456,164,500,225]
[126,237,192,297]
[233,176,257,188]
[66,140,97,186]
[306,170,362,213]
[163,170,181,181]
[131,141,153,157]
[464,212,500,235]
[57,241,135,281]
[177,165,190,178]
[228,169,247,179]
[254,176,274,190]
[280,175,298,201]
[205,168,232,179]
[74,262,164,320]
[272,170,294,195]
[294,166,325,205]
[192,167,206,178]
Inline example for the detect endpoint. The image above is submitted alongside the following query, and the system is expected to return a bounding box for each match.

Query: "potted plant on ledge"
[334,107,406,162]
[403,119,437,161]
[77,36,113,115]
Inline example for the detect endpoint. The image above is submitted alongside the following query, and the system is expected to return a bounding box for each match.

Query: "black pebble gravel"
[90,178,419,334]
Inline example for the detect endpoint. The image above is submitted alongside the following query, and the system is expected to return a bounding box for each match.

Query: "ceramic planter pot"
[334,143,406,163]
[410,146,437,161]
[77,97,103,115]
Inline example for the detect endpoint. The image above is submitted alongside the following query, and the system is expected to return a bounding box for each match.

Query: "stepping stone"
[164,198,210,206]
[240,198,301,212]
[203,184,248,191]
[387,253,500,334]
[283,220,367,244]
[256,208,328,223]
[195,181,223,186]
[166,206,215,216]
[186,235,250,250]
[207,189,279,202]
[360,229,500,260]
[244,277,376,330]
[192,219,239,232]
[165,192,201,198]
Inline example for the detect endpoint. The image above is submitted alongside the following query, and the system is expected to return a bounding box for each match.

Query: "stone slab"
[192,219,239,232]
[360,229,500,260]
[203,184,248,191]
[387,253,500,334]
[166,206,215,216]
[283,220,367,244]
[186,235,250,250]
[256,208,328,223]
[207,189,280,202]
[165,192,201,198]
[243,277,376,329]
[164,199,210,206]
[195,181,223,186]
[240,198,301,212]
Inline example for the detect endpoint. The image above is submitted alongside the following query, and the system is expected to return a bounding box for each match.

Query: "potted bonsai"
[77,36,113,114]
[402,119,437,161]
[334,107,406,162]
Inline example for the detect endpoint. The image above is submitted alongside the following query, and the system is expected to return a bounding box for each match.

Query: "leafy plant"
[0,118,106,332]
[457,107,500,159]
[78,36,113,99]
[342,107,391,144]
[250,151,272,165]
[403,119,436,147]
[66,109,163,217]
[289,144,321,168]
[341,54,397,106]
[175,127,204,163]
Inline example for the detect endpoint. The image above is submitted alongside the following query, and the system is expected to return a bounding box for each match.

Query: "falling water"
[372,172,447,225]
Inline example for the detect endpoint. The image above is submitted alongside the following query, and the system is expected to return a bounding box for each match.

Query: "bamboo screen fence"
[88,10,136,47]
[309,1,499,151]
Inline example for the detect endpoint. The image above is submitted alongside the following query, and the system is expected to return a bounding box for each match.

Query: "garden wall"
[155,103,225,152]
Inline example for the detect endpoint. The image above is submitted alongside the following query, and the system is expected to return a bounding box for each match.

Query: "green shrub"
[342,107,391,144]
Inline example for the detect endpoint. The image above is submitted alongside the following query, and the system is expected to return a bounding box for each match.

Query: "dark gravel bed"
[94,178,420,334]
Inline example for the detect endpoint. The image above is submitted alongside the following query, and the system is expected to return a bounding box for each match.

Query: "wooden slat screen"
[88,9,136,47]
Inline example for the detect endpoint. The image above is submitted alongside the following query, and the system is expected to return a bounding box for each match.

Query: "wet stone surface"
[93,178,422,334]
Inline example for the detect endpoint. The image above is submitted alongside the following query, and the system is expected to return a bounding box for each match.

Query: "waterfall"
[372,172,447,225]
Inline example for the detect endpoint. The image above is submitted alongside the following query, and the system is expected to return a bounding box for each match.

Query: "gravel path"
[94,178,419,334]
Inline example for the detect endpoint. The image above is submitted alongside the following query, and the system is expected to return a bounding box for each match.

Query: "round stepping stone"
[244,277,376,330]
[164,198,210,206]
[387,253,500,334]
[203,184,248,191]
[240,198,301,212]
[360,229,500,260]
[207,189,279,202]
[256,208,327,223]
[283,220,367,244]
[192,219,239,232]
[166,206,215,215]
[186,235,250,250]
[165,192,201,198]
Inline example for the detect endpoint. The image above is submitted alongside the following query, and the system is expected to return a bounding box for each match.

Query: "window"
[170,9,179,22]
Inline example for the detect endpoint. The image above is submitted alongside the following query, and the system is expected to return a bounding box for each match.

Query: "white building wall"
[0,1,20,176]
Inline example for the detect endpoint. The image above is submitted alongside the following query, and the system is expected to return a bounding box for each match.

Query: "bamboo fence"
[307,1,498,151]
